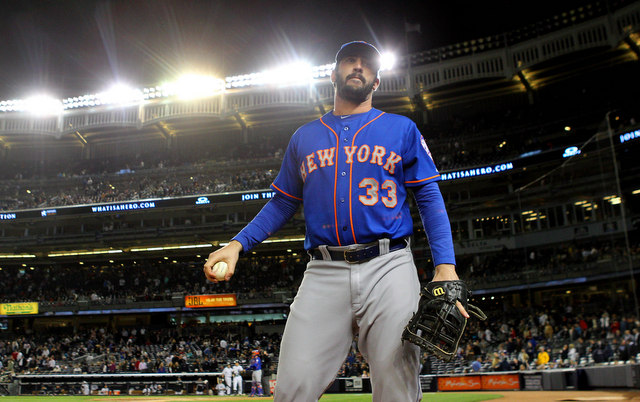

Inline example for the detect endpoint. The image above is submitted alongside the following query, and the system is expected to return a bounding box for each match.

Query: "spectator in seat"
[471,356,483,372]
[536,346,550,369]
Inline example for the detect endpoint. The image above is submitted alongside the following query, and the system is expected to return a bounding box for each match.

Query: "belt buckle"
[344,250,358,264]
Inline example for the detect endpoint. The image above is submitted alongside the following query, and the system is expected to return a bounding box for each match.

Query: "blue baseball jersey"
[272,108,440,250]
[249,356,262,370]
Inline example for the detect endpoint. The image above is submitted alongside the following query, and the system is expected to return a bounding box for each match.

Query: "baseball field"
[2,390,640,401]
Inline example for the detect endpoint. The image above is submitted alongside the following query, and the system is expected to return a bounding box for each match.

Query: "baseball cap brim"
[335,41,381,70]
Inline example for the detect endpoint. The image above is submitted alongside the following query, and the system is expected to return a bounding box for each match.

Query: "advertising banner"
[184,294,237,308]
[439,374,520,391]
[438,376,482,391]
[482,374,520,390]
[345,377,363,392]
[0,302,39,315]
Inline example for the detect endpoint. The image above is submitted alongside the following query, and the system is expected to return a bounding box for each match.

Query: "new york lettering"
[299,146,402,182]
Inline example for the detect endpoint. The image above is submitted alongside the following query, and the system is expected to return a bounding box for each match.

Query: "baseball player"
[248,350,264,396]
[215,378,227,396]
[204,40,467,401]
[231,360,244,395]
[221,362,233,395]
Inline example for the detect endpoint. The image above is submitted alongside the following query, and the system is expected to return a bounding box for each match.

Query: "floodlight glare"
[312,63,334,78]
[164,75,225,100]
[380,52,397,71]
[97,84,144,106]
[23,95,63,116]
[262,62,313,86]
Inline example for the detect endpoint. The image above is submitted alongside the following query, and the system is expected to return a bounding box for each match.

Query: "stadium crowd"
[1,235,639,383]
[2,102,634,212]
[1,301,639,380]
[0,240,637,308]
[0,254,306,307]
[457,240,640,289]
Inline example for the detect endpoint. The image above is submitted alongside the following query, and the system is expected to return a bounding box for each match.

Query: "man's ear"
[373,77,380,91]
[330,69,336,85]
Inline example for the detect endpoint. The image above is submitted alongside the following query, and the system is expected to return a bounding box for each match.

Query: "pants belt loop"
[318,245,332,261]
[378,238,390,255]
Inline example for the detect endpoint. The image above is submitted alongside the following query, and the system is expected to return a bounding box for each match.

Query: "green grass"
[0,393,504,401]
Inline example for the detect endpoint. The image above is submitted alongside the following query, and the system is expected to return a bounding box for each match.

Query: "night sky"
[0,0,594,99]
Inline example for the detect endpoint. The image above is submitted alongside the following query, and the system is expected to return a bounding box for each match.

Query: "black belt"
[309,237,408,263]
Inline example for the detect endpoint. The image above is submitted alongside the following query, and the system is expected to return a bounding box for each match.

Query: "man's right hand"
[203,240,243,282]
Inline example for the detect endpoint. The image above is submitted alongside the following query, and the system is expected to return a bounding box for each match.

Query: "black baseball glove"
[402,280,486,362]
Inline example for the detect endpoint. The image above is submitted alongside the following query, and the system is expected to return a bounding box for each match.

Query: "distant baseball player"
[231,360,244,395]
[248,350,264,396]
[221,362,233,395]
[215,378,227,396]
[204,40,467,401]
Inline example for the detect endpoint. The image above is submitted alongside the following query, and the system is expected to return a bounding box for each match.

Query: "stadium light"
[23,95,63,116]
[0,99,20,112]
[3,52,392,110]
[379,52,397,71]
[0,96,62,115]
[48,249,123,257]
[226,62,313,88]
[96,84,144,106]
[161,75,225,100]
[262,62,313,86]
[220,236,305,246]
[311,63,334,79]
[130,243,212,252]
[0,254,36,258]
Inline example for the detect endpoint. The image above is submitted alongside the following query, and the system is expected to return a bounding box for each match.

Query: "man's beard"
[335,71,376,104]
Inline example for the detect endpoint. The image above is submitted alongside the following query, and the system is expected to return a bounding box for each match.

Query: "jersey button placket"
[339,168,348,236]
[336,125,351,243]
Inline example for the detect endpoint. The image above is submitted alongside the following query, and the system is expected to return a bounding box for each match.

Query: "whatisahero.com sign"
[91,201,156,213]
[440,162,514,181]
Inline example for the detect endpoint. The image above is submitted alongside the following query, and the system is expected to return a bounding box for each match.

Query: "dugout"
[16,372,221,395]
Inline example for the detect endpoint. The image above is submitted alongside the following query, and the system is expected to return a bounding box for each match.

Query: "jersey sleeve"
[271,131,303,201]
[402,123,441,187]
[412,181,456,266]
[231,193,300,253]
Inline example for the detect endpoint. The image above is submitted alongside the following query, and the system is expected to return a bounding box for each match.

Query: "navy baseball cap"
[335,41,381,70]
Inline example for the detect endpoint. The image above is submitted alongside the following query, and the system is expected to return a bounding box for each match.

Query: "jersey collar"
[325,108,380,123]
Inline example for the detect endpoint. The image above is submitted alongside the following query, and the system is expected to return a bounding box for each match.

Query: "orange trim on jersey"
[272,183,302,201]
[348,111,386,244]
[405,174,441,184]
[319,117,342,246]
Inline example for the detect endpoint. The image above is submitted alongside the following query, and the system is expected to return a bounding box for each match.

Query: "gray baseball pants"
[274,245,422,401]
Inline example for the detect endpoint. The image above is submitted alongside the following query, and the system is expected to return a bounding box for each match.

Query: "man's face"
[333,55,379,104]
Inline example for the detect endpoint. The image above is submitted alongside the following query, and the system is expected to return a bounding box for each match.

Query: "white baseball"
[212,261,228,281]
